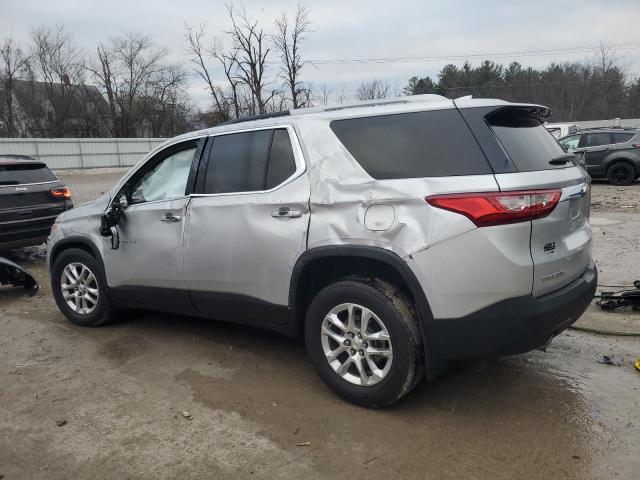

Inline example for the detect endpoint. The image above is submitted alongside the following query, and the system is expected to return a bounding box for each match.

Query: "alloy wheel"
[61,262,99,315]
[320,303,393,386]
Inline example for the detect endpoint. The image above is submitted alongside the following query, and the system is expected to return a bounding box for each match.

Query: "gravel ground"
[0,169,639,479]
[590,180,640,213]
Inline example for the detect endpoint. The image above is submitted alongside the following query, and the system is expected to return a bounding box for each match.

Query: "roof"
[8,80,109,118]
[0,155,44,166]
[174,95,549,143]
[579,127,640,132]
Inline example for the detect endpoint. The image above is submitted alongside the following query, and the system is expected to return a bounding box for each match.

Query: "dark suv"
[559,128,640,185]
[0,155,73,250]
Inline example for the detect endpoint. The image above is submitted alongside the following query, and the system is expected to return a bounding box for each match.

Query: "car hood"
[57,193,111,223]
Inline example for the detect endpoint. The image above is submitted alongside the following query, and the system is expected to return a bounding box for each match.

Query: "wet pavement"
[0,169,639,479]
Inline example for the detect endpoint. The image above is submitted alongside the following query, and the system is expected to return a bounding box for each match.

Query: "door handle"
[271,208,302,219]
[160,213,182,223]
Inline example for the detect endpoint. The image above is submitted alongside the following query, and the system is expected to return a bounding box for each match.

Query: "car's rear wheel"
[51,248,114,327]
[305,278,423,407]
[606,161,635,186]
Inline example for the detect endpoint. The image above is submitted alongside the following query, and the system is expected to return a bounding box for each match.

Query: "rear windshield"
[488,109,568,171]
[0,163,56,185]
[330,109,492,179]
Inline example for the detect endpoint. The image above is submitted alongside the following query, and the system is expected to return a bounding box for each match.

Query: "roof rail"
[219,110,290,126]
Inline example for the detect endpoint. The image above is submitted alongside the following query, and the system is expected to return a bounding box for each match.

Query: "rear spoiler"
[0,257,39,294]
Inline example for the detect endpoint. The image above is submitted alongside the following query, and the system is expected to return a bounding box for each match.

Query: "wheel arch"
[289,245,441,379]
[49,236,104,274]
[604,156,638,174]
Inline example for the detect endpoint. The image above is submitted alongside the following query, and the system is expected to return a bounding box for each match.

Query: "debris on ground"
[635,358,640,372]
[597,355,621,366]
[296,441,311,447]
[180,411,193,420]
[596,281,640,311]
[55,416,67,427]
[0,257,39,294]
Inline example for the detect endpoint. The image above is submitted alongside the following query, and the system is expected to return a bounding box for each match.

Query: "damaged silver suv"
[48,95,597,407]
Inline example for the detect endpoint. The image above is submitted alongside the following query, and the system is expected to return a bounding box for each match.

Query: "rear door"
[579,132,612,177]
[485,107,592,296]
[184,126,310,326]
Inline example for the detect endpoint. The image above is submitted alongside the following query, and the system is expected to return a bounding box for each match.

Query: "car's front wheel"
[305,278,423,407]
[51,248,114,327]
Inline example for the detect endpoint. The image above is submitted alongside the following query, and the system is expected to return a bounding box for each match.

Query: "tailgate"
[485,106,592,296]
[496,168,592,296]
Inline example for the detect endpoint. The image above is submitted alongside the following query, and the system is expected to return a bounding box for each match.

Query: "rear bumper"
[425,259,597,360]
[0,216,59,250]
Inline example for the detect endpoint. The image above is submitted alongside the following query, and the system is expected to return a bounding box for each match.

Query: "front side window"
[582,132,611,148]
[130,146,196,204]
[559,135,580,150]
[203,128,298,194]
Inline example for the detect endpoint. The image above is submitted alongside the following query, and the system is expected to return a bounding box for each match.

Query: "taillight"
[50,186,72,199]
[426,189,561,227]
[632,144,640,149]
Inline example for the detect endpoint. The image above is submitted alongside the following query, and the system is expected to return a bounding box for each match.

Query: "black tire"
[51,248,114,327]
[305,278,423,408]
[606,161,636,186]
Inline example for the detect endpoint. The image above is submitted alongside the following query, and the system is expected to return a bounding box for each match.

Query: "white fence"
[574,118,640,129]
[0,138,166,169]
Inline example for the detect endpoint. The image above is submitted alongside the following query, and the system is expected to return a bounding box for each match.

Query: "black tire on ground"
[305,278,424,408]
[606,161,636,186]
[51,248,114,327]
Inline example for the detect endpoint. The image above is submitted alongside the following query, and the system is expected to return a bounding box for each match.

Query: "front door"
[103,140,202,314]
[184,127,310,326]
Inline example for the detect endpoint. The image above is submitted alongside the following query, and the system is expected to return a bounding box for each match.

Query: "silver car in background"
[47,95,596,407]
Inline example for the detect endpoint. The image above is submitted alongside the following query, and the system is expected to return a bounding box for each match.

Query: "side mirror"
[100,198,126,249]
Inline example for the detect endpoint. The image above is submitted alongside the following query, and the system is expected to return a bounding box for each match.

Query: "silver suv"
[47,95,597,407]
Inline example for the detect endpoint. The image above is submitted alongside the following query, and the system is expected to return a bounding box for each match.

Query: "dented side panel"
[298,118,500,257]
[406,223,534,318]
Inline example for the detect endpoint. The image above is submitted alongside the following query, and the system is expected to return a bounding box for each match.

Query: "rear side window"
[203,128,298,194]
[612,132,636,144]
[266,130,297,189]
[582,132,611,147]
[488,109,568,171]
[204,130,272,194]
[330,110,492,179]
[0,163,56,185]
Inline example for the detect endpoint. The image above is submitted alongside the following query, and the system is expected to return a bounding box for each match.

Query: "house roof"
[8,79,109,118]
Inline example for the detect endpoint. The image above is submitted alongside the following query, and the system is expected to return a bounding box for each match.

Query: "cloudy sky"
[2,0,640,107]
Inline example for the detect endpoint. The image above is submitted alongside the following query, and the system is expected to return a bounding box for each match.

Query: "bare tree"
[184,23,226,118]
[226,4,275,114]
[88,32,190,137]
[337,83,349,104]
[273,5,311,109]
[30,25,88,135]
[355,79,390,101]
[314,83,332,105]
[0,37,30,135]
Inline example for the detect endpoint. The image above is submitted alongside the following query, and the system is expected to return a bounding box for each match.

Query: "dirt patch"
[1,168,640,479]
[590,181,640,213]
